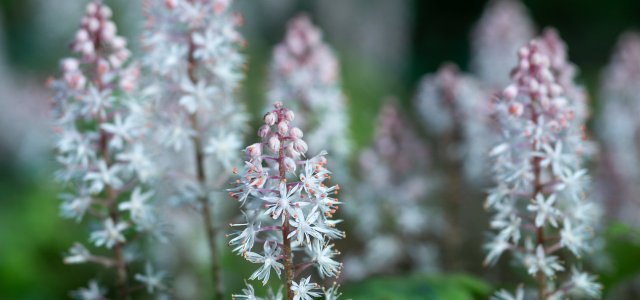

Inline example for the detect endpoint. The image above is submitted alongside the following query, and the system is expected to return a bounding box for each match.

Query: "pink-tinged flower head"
[415,63,494,182]
[50,1,165,296]
[268,14,350,161]
[229,103,344,297]
[343,101,442,279]
[486,33,601,299]
[471,0,535,89]
[598,31,640,226]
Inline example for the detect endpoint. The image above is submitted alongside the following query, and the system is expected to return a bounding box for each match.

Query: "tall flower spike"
[414,64,493,269]
[229,103,345,300]
[343,101,442,279]
[268,14,351,164]
[598,31,640,226]
[485,33,601,299]
[471,0,535,89]
[142,0,247,298]
[49,1,165,298]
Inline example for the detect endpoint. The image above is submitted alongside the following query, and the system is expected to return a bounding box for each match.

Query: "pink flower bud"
[97,59,110,76]
[264,112,277,126]
[284,157,296,173]
[87,18,100,32]
[112,36,126,50]
[86,2,98,15]
[61,58,79,72]
[75,29,89,43]
[268,135,281,152]
[286,143,300,158]
[165,0,177,9]
[518,46,530,59]
[289,127,303,139]
[277,121,289,135]
[81,41,95,57]
[503,85,518,101]
[274,101,283,109]
[99,5,112,19]
[293,139,308,154]
[246,143,262,158]
[284,109,295,121]
[508,102,523,117]
[258,125,270,138]
[101,21,117,42]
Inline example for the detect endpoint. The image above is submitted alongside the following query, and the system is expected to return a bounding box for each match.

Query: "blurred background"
[2,0,640,299]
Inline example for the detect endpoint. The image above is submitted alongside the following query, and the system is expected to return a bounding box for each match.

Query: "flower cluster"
[415,63,494,183]
[49,1,165,298]
[268,14,350,162]
[471,0,535,89]
[142,0,247,200]
[141,0,247,297]
[597,31,640,226]
[343,101,442,279]
[485,32,601,299]
[229,103,344,299]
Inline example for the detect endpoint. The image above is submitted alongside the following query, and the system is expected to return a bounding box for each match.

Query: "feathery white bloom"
[90,218,128,249]
[134,262,167,294]
[246,241,285,286]
[291,276,321,300]
[72,280,107,300]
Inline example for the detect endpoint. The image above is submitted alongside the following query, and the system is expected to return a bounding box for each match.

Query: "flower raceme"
[49,1,165,298]
[141,0,247,298]
[268,14,351,161]
[229,102,344,300]
[485,32,601,299]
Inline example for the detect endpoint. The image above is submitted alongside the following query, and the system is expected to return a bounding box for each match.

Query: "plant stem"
[278,133,295,300]
[531,110,546,300]
[187,36,223,300]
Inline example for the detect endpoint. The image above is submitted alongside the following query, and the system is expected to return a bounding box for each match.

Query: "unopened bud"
[503,85,518,101]
[508,102,523,117]
[246,143,262,158]
[284,157,296,173]
[258,125,270,138]
[289,127,303,139]
[293,139,308,154]
[264,112,277,126]
[268,135,281,152]
[284,109,295,121]
[277,121,289,135]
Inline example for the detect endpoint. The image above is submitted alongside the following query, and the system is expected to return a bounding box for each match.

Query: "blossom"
[525,245,564,277]
[72,280,107,300]
[90,218,128,249]
[134,262,167,294]
[118,187,154,224]
[263,182,303,221]
[291,277,321,300]
[527,193,560,228]
[568,268,602,298]
[306,239,342,278]
[64,243,91,264]
[246,241,284,285]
